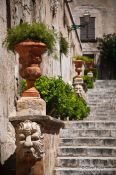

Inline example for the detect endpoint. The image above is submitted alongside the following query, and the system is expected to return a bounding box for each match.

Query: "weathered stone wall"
[70,0,116,62]
[0,0,17,164]
[0,0,82,168]
[43,132,60,175]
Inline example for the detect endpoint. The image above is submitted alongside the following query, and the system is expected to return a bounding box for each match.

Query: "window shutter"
[80,17,95,41]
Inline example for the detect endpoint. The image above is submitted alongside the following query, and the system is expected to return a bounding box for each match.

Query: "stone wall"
[0,0,17,164]
[0,0,82,168]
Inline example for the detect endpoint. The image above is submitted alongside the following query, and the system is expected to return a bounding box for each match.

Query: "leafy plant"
[19,79,26,96]
[60,34,69,56]
[73,55,93,62]
[35,76,89,120]
[83,75,94,89]
[4,22,57,53]
[98,34,116,63]
[20,76,90,120]
[98,34,116,79]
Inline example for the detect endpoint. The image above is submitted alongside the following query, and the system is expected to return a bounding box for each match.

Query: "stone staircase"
[54,80,116,175]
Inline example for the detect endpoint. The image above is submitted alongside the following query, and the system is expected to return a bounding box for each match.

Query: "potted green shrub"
[4,22,57,97]
[20,76,90,120]
[5,22,56,53]
[73,55,93,62]
[73,55,94,78]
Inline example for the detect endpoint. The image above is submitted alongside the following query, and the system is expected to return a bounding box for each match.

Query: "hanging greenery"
[60,34,69,56]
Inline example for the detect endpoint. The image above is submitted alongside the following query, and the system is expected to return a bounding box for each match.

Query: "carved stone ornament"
[51,0,59,16]
[74,84,86,99]
[16,120,44,160]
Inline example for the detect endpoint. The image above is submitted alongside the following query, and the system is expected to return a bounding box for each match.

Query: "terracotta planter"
[86,61,93,72]
[15,40,47,97]
[73,60,84,78]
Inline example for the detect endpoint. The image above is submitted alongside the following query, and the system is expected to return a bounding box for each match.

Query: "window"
[80,17,95,42]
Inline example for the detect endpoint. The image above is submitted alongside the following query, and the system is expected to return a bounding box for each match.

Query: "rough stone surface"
[16,97,46,116]
[0,0,18,164]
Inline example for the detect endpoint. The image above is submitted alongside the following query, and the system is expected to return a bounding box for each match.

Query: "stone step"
[60,137,116,146]
[58,146,116,157]
[95,80,116,87]
[64,121,116,129]
[87,89,116,93]
[56,157,116,168]
[89,105,116,109]
[89,112,116,116]
[88,104,116,108]
[88,113,116,117]
[54,167,116,175]
[88,97,116,100]
[88,89,116,93]
[88,94,116,97]
[88,100,116,104]
[88,113,116,118]
[85,116,116,121]
[60,129,116,138]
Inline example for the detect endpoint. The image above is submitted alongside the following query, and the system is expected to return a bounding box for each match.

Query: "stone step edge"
[56,157,116,160]
[54,167,116,171]
[60,137,116,140]
[60,136,116,140]
[58,146,116,149]
[61,129,116,131]
[64,121,116,123]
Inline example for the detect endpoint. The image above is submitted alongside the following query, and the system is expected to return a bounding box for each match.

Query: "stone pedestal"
[73,77,83,85]
[16,97,46,116]
[10,115,64,175]
[87,71,93,78]
[9,85,65,175]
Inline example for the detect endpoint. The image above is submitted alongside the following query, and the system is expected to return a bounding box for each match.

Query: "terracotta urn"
[86,61,93,72]
[15,40,47,97]
[73,60,84,78]
[86,61,94,77]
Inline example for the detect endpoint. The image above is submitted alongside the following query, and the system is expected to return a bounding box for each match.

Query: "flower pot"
[86,62,93,71]
[86,61,94,77]
[73,60,84,78]
[15,40,47,97]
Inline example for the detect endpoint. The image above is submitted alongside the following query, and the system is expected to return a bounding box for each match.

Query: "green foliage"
[4,22,57,53]
[21,76,89,120]
[73,55,93,62]
[19,79,26,96]
[98,34,116,63]
[60,35,69,56]
[83,75,94,89]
